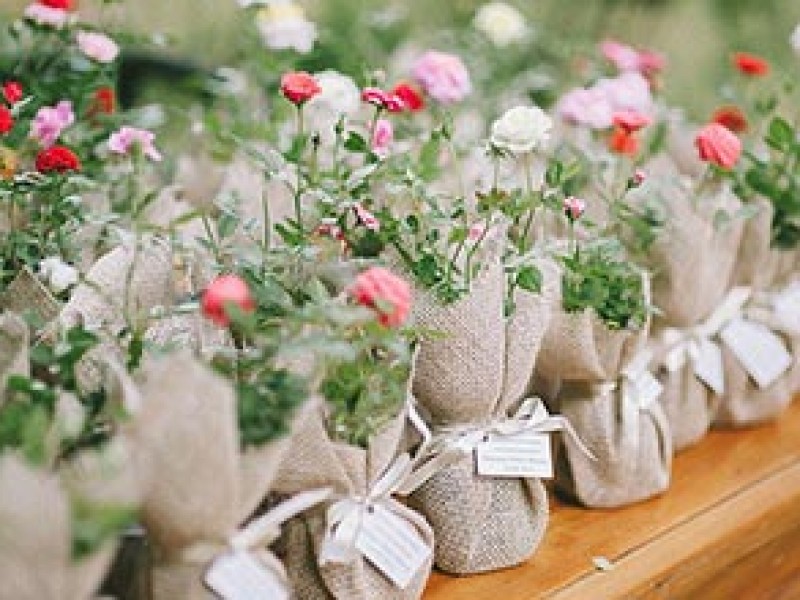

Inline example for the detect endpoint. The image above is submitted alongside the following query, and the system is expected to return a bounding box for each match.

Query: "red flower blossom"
[361,87,405,112]
[201,275,256,327]
[35,145,81,173]
[612,110,652,133]
[280,71,321,106]
[90,86,116,115]
[0,107,13,134]
[732,52,769,76]
[712,105,748,133]
[348,267,412,328]
[2,81,23,106]
[37,0,75,10]
[695,123,741,170]
[608,127,639,156]
[391,82,424,112]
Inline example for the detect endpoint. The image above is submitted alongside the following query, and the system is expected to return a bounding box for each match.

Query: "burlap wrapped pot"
[407,257,558,574]
[272,402,434,600]
[535,274,673,508]
[627,177,744,450]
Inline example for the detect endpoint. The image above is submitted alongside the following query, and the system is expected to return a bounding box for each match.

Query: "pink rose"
[695,123,741,170]
[24,3,71,28]
[411,50,471,104]
[557,87,614,129]
[558,73,652,130]
[601,40,641,72]
[108,126,162,161]
[563,196,586,221]
[201,275,255,327]
[30,100,75,147]
[371,118,393,158]
[349,267,412,328]
[77,31,119,63]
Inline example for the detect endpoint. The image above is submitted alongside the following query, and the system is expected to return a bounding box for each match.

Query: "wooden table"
[423,400,800,599]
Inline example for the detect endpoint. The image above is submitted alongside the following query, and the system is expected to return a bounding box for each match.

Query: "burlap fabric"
[535,276,672,508]
[123,352,301,599]
[0,267,60,326]
[0,312,28,404]
[407,258,558,574]
[0,439,139,600]
[272,403,434,599]
[713,200,800,427]
[627,178,744,450]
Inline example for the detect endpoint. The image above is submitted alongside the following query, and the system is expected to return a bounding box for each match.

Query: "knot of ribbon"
[319,453,416,565]
[660,286,751,374]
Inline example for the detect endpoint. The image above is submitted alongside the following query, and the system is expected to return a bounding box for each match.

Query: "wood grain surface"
[423,400,800,600]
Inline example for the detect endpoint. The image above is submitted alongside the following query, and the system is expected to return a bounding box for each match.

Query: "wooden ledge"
[424,400,800,599]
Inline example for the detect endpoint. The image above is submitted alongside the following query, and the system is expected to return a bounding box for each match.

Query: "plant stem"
[294,106,305,231]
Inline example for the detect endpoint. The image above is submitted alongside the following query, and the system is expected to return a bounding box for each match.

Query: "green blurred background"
[3,0,799,118]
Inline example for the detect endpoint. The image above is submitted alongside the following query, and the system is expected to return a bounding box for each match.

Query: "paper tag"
[475,431,553,479]
[721,317,793,389]
[629,370,663,408]
[772,282,800,333]
[205,551,289,600]
[692,338,725,396]
[355,503,431,589]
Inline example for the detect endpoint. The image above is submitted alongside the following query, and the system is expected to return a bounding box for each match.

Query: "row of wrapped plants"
[1,1,799,598]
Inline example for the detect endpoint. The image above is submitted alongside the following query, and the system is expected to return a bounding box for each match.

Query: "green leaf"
[515,264,542,293]
[344,131,368,154]
[766,117,794,151]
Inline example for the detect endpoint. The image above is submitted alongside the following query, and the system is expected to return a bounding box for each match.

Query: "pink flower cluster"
[557,72,653,130]
[30,100,75,147]
[601,39,665,76]
[412,50,471,105]
[108,126,162,161]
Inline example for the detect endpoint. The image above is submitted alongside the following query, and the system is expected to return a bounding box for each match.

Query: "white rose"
[792,24,800,56]
[490,105,552,154]
[256,2,317,54]
[305,71,361,144]
[39,256,79,294]
[473,2,527,47]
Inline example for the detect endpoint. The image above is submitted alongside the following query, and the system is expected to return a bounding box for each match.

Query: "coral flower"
[711,106,748,133]
[280,71,321,105]
[2,81,23,106]
[201,275,256,327]
[608,127,639,156]
[0,107,13,135]
[695,123,741,169]
[391,82,425,112]
[349,267,412,328]
[732,52,769,76]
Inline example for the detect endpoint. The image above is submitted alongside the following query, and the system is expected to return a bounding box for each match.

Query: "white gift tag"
[721,317,792,389]
[692,338,725,396]
[205,551,289,600]
[629,370,663,408]
[772,282,800,333]
[355,503,431,590]
[475,431,553,479]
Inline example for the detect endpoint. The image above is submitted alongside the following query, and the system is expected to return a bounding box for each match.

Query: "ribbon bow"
[661,286,751,375]
[319,453,416,565]
[620,348,663,410]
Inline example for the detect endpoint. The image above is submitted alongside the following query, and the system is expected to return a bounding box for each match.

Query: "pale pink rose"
[468,222,486,241]
[411,50,471,104]
[371,118,393,158]
[77,31,119,63]
[563,196,586,220]
[557,87,614,129]
[108,126,162,161]
[353,203,380,231]
[348,266,412,328]
[30,100,75,147]
[601,40,641,72]
[559,72,652,130]
[24,3,71,28]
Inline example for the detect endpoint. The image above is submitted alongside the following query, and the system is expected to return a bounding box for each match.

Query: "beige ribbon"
[660,286,751,375]
[745,286,800,338]
[319,453,417,565]
[179,487,334,564]
[401,398,596,494]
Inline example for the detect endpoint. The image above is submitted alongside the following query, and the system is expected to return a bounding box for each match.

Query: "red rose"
[695,123,741,170]
[35,145,81,173]
[612,110,651,133]
[280,71,321,106]
[712,105,747,133]
[348,267,411,328]
[0,107,13,135]
[732,52,769,76]
[90,86,116,115]
[392,82,424,112]
[608,127,639,156]
[201,275,256,327]
[2,81,23,106]
[37,0,75,10]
